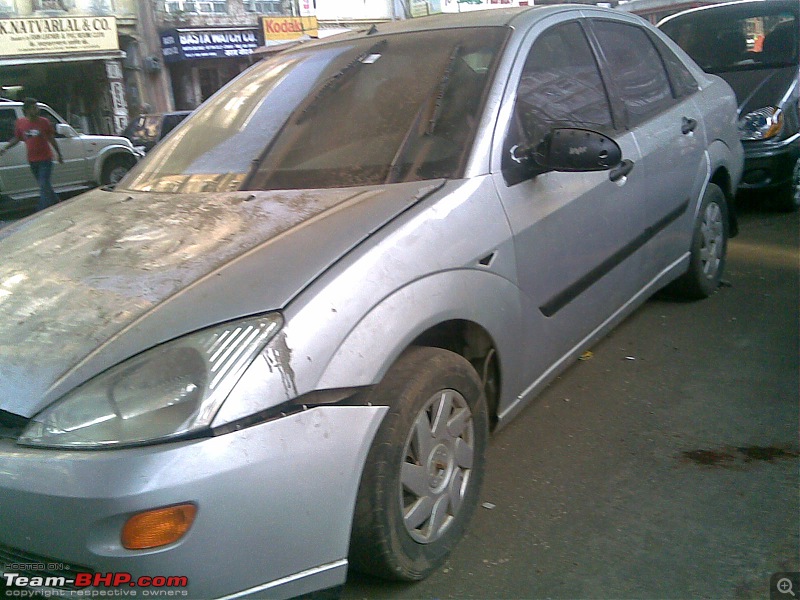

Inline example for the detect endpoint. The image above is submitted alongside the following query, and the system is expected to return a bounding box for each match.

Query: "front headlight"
[739,106,784,141]
[19,314,283,449]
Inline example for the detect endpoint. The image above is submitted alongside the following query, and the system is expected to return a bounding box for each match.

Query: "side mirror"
[533,128,621,172]
[55,123,77,138]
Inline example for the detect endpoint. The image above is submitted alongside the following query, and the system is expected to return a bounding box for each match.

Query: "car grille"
[0,542,93,590]
[0,409,26,440]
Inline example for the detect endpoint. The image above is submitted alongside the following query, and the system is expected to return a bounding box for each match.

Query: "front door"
[492,19,648,381]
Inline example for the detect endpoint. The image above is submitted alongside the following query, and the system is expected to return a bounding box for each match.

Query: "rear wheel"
[667,182,728,300]
[349,347,488,581]
[101,154,135,186]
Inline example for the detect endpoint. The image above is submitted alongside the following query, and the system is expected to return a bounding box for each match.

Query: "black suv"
[123,111,192,153]
[660,0,799,211]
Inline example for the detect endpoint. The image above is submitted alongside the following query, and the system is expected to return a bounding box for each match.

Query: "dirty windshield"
[660,7,798,73]
[120,27,506,194]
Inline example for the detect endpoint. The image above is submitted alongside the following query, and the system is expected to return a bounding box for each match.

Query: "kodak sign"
[262,16,318,41]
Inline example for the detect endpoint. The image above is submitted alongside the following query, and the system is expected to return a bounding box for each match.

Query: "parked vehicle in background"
[0,99,139,215]
[659,0,800,211]
[0,6,742,599]
[122,111,192,153]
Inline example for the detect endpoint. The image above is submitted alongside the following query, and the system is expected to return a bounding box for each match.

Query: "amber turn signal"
[121,503,197,550]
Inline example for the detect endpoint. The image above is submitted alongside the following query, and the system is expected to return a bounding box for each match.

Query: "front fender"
[315,269,530,411]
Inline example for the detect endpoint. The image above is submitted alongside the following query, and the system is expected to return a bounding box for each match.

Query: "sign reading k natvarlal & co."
[0,16,119,57]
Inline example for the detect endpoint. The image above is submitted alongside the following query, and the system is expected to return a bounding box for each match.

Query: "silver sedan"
[0,5,742,599]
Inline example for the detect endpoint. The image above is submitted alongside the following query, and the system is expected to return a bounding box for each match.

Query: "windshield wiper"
[385,45,463,183]
[427,45,462,135]
[296,39,388,125]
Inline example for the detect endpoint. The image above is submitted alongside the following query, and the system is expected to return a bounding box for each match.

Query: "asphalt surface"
[343,201,800,600]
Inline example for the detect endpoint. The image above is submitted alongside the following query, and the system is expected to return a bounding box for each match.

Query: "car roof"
[659,0,799,26]
[286,4,630,52]
[0,99,51,107]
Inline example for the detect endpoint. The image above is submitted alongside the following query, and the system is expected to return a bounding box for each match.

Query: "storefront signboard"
[161,27,261,63]
[262,17,319,41]
[0,16,118,56]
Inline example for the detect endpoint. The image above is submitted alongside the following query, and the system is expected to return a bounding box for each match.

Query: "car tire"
[774,157,800,213]
[667,182,729,300]
[349,346,488,581]
[101,154,135,186]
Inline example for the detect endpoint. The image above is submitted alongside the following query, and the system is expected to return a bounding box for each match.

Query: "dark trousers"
[29,160,60,212]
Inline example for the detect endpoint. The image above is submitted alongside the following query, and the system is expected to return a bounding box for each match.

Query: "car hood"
[716,66,798,116]
[0,180,444,418]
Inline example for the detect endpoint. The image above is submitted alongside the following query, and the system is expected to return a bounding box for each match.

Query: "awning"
[0,50,125,68]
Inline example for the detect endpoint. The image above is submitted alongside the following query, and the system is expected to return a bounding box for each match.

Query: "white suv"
[0,99,139,215]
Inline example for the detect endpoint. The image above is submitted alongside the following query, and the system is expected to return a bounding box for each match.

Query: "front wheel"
[667,182,729,300]
[101,154,136,186]
[349,347,488,581]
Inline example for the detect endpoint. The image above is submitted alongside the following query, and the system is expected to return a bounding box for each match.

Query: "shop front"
[0,15,129,134]
[160,26,262,110]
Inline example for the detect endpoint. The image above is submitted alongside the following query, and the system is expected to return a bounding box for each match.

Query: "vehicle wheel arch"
[709,165,738,236]
[410,319,501,430]
[94,149,137,184]
[313,270,527,429]
[704,139,740,237]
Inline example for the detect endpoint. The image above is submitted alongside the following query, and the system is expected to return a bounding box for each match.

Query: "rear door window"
[648,33,698,99]
[0,108,16,141]
[590,20,675,127]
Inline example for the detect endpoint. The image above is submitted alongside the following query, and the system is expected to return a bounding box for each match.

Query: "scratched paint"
[265,331,298,400]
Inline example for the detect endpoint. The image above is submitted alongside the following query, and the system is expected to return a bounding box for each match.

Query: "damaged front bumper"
[0,404,387,599]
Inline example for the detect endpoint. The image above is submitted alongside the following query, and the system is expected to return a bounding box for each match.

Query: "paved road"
[343,203,799,600]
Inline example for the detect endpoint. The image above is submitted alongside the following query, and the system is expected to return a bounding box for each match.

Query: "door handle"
[609,159,634,183]
[682,117,698,134]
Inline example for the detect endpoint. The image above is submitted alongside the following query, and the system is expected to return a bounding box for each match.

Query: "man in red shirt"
[0,97,64,211]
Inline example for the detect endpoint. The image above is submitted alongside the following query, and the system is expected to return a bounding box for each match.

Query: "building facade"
[149,1,292,111]
[0,0,142,134]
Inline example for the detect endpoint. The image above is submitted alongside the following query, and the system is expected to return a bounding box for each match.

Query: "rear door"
[587,19,706,277]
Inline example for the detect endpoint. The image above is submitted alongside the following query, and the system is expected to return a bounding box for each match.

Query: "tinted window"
[0,109,16,141]
[660,7,798,72]
[592,20,674,126]
[503,21,613,180]
[121,27,508,193]
[161,113,189,137]
[649,33,698,98]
